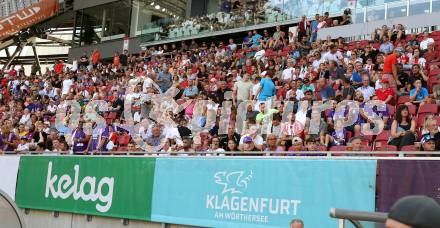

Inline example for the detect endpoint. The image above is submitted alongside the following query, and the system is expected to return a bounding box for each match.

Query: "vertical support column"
[130,0,140,37]
[363,7,367,23]
[406,0,410,16]
[5,47,10,59]
[32,44,42,76]
[429,0,433,13]
[186,0,192,19]
[102,8,107,38]
[384,3,388,19]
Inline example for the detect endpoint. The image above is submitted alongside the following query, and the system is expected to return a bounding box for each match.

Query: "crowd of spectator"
[0,21,439,155]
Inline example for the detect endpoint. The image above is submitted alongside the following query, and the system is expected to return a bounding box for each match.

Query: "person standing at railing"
[297,15,308,42]
[386,195,440,228]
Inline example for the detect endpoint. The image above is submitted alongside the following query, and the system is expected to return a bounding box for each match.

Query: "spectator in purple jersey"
[87,124,111,153]
[72,122,88,154]
[0,125,17,153]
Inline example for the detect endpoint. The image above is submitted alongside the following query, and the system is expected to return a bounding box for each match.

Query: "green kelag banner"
[15,156,156,221]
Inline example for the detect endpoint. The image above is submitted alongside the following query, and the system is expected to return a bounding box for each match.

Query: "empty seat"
[330,145,346,151]
[397,96,410,105]
[361,145,372,151]
[388,104,395,116]
[407,105,417,116]
[315,145,328,151]
[374,144,398,157]
[401,145,416,151]
[375,130,391,143]
[418,104,438,115]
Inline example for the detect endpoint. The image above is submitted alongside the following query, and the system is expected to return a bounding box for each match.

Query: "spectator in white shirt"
[61,74,74,95]
[356,74,375,101]
[282,59,295,81]
[227,38,237,52]
[419,32,434,51]
[19,108,31,125]
[323,44,343,65]
[286,81,304,101]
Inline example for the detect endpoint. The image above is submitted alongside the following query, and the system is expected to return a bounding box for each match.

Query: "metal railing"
[330,208,387,228]
[2,151,440,158]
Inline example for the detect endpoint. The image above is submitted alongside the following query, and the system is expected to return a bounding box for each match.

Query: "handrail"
[2,151,440,158]
[330,208,388,223]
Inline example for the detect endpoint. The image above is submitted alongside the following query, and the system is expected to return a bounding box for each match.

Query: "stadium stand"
[0,6,439,155]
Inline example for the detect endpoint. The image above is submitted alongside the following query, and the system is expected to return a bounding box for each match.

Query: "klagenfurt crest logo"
[214,170,253,194]
[207,170,301,224]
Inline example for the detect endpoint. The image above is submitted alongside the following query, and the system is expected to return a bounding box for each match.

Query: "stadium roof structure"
[0,0,74,69]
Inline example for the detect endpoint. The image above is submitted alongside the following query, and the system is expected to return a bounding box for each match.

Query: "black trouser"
[388,132,416,150]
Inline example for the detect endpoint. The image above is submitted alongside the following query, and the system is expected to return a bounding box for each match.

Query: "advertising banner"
[0,0,59,40]
[0,156,20,200]
[377,160,440,212]
[152,158,377,228]
[15,156,156,221]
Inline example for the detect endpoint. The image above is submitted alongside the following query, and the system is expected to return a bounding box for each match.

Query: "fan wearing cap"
[386,195,440,228]
[376,78,395,104]
[288,136,304,151]
[241,135,256,152]
[420,134,438,153]
[238,124,263,151]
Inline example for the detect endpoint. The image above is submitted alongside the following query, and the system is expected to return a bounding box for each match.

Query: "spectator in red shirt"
[91,49,101,68]
[383,49,402,90]
[54,60,64,75]
[376,78,395,104]
[8,66,16,77]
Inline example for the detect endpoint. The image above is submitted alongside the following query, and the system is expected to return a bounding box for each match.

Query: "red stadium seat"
[118,146,128,151]
[375,130,391,143]
[431,30,440,36]
[429,68,440,76]
[388,104,395,116]
[401,145,416,151]
[428,77,439,93]
[361,145,372,151]
[376,144,397,151]
[374,145,398,157]
[315,145,328,151]
[397,96,410,105]
[362,135,374,144]
[330,146,346,156]
[330,145,346,151]
[407,105,417,116]
[418,104,438,115]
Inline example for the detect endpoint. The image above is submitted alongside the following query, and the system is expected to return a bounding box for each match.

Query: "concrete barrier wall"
[20,209,197,228]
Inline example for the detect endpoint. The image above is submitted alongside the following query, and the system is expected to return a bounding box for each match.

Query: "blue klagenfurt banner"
[151,158,377,228]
